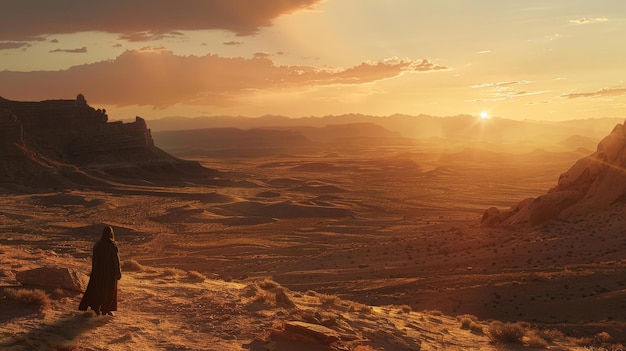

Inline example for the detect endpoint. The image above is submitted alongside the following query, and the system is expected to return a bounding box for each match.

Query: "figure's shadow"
[1,308,109,349]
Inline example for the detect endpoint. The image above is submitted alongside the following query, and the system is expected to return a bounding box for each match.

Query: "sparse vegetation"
[121,259,144,272]
[186,270,206,282]
[487,321,525,344]
[257,278,279,290]
[161,267,185,277]
[536,328,564,342]
[2,288,51,311]
[524,330,549,348]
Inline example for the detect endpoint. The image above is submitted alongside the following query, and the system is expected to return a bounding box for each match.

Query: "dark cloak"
[78,238,121,314]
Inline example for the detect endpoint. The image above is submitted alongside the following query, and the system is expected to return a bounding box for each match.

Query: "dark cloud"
[0,50,448,108]
[0,0,323,41]
[562,87,626,99]
[49,39,59,43]
[49,47,88,53]
[223,41,243,46]
[0,42,31,50]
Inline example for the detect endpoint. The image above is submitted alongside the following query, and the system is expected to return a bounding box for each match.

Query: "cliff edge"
[0,95,215,189]
[482,118,626,226]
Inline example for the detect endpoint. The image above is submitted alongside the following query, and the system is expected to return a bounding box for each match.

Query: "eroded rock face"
[482,118,626,226]
[0,95,213,188]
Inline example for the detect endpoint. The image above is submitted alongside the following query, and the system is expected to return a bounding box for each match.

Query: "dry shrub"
[186,270,206,282]
[426,309,443,316]
[470,323,484,335]
[306,290,317,296]
[3,288,50,311]
[121,259,144,272]
[524,330,548,348]
[347,302,372,314]
[399,305,412,313]
[318,293,339,307]
[458,314,477,329]
[274,287,296,308]
[488,321,525,344]
[536,328,564,342]
[257,278,279,290]
[161,267,185,277]
[571,336,594,346]
[595,331,612,343]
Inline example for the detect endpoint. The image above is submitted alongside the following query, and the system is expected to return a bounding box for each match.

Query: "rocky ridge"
[0,95,215,189]
[482,118,626,226]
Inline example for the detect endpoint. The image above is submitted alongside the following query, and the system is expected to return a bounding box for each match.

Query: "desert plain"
[1,132,625,350]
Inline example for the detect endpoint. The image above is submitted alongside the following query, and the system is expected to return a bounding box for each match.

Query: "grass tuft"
[487,321,525,344]
[2,288,51,311]
[186,270,206,282]
[121,259,144,272]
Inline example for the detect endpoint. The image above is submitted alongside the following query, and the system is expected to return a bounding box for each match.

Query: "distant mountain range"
[143,114,623,153]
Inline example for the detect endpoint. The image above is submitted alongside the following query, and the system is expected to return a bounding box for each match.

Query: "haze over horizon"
[1,1,625,122]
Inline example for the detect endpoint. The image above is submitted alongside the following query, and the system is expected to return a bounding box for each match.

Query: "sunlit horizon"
[1,1,625,122]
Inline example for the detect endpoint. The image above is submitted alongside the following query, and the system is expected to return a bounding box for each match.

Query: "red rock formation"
[0,95,215,189]
[482,118,626,226]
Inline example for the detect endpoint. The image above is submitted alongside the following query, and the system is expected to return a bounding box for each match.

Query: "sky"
[0,0,625,121]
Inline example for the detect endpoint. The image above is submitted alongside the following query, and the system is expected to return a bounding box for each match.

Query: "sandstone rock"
[0,96,215,188]
[483,118,626,225]
[269,321,340,345]
[16,267,88,292]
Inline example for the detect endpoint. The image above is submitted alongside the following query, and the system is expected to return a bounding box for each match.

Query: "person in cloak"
[79,226,122,316]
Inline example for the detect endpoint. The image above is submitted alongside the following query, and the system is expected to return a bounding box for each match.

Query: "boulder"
[269,321,340,345]
[16,267,88,292]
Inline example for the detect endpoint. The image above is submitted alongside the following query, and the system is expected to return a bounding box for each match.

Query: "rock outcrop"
[16,267,88,292]
[0,95,216,189]
[482,118,626,226]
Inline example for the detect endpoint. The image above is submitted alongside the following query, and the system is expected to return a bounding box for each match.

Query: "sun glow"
[479,111,490,119]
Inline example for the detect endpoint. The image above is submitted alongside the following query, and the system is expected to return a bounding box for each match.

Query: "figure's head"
[101,226,115,241]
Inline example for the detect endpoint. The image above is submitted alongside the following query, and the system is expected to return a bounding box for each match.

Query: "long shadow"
[1,310,109,349]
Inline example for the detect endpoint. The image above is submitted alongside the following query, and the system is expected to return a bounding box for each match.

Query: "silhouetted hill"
[153,128,315,157]
[140,114,622,152]
[0,96,216,190]
[152,123,414,157]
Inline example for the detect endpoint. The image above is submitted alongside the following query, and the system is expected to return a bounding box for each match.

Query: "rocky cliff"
[0,95,215,189]
[482,118,626,226]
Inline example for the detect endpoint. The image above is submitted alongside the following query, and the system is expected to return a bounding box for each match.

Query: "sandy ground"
[1,146,625,349]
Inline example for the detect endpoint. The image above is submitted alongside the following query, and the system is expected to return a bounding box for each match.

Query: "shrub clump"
[487,321,525,344]
[2,288,51,311]
[121,259,144,272]
[186,270,206,282]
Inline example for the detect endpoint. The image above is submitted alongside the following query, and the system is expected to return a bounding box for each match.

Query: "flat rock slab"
[279,321,340,345]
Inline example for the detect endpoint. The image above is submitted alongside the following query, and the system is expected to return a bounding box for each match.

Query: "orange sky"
[1,1,625,121]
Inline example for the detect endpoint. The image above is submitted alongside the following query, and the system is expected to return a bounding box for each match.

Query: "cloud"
[562,87,626,99]
[0,42,31,50]
[468,80,547,102]
[0,50,448,108]
[223,41,243,46]
[470,80,533,89]
[118,31,185,43]
[49,47,88,53]
[0,0,323,41]
[569,17,609,25]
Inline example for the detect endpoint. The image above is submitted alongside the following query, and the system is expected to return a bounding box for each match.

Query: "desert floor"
[1,146,625,349]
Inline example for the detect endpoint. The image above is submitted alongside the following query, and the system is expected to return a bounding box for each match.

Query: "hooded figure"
[79,226,122,316]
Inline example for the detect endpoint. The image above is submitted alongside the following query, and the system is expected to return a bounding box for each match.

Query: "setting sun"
[480,111,490,119]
